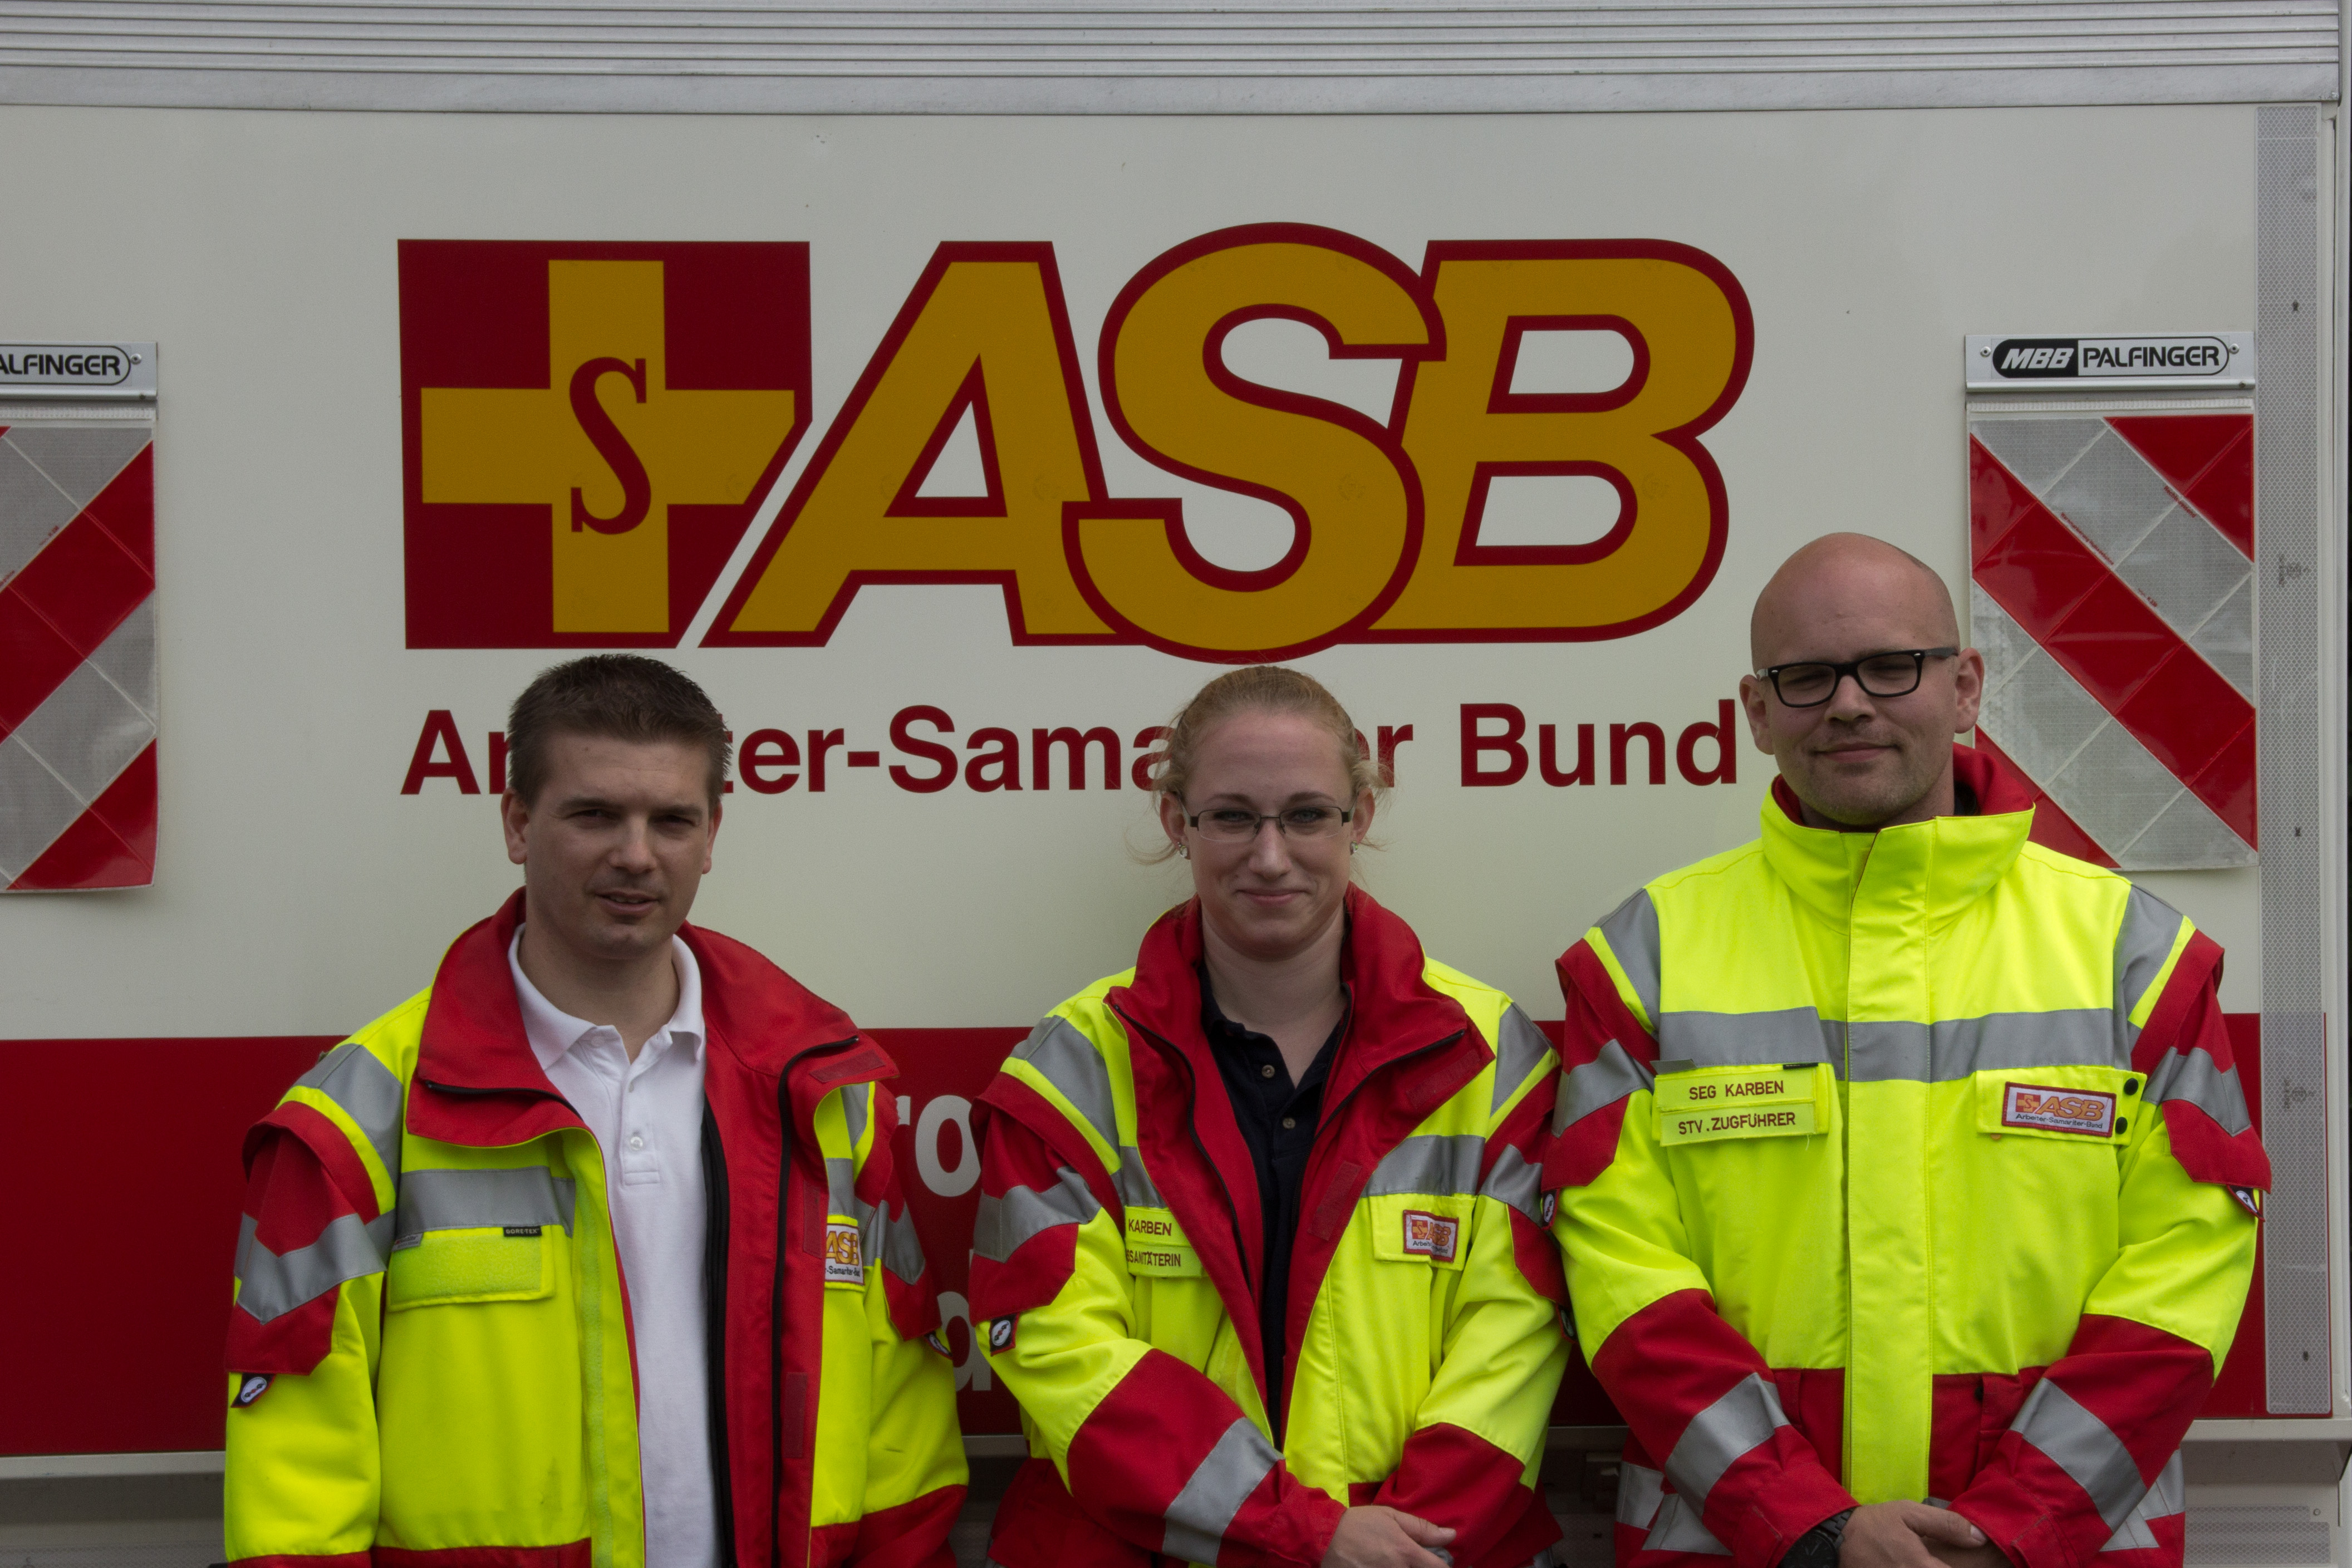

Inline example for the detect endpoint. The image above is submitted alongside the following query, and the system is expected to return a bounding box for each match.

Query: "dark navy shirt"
[1198,969,1347,1437]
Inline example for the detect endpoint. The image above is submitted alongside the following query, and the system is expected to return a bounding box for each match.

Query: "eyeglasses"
[1183,804,1354,842]
[1757,647,1958,708]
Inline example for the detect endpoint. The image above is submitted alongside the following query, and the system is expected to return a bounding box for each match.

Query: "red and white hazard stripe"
[1968,413,2255,871]
[0,419,158,890]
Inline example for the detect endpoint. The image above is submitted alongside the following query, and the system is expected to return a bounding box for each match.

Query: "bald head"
[1750,533,1960,670]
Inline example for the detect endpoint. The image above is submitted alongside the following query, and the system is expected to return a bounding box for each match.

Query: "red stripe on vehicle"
[2107,415,2253,559]
[1970,440,2255,843]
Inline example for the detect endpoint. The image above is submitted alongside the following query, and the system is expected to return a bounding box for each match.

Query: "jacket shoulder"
[318,986,434,1090]
[1646,837,1768,899]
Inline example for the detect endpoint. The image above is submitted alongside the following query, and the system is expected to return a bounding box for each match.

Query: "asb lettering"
[405,229,1749,656]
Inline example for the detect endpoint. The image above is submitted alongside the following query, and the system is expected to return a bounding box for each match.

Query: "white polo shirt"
[509,928,716,1568]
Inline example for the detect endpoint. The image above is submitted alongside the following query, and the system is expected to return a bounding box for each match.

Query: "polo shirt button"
[1281,1117,1297,1129]
[628,1134,645,1152]
[1260,1064,1277,1079]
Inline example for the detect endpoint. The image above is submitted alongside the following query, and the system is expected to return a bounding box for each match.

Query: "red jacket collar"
[1766,741,2035,828]
[409,889,885,1148]
[1114,884,1472,1100]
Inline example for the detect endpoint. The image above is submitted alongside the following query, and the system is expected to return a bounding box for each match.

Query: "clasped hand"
[1839,1501,2006,1568]
[1319,1505,1457,1568]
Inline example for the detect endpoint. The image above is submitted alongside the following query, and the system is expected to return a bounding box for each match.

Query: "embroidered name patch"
[823,1221,865,1285]
[2002,1083,2118,1137]
[1402,1210,1460,1263]
[1654,1064,1823,1147]
[1125,1207,1202,1276]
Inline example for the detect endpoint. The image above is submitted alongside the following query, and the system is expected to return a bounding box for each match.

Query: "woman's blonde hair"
[1142,666,1387,863]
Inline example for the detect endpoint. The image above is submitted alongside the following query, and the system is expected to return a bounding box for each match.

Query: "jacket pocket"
[1973,1065,2142,1146]
[1365,1193,1474,1271]
[386,1166,573,1310]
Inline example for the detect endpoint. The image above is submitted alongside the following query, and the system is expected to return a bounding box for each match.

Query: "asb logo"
[401,240,810,647]
[401,228,1750,658]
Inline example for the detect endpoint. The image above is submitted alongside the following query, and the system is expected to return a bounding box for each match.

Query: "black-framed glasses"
[1184,803,1354,842]
[1757,647,1958,708]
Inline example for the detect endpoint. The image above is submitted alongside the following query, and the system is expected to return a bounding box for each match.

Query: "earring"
[1348,841,1358,856]
[1177,844,1190,860]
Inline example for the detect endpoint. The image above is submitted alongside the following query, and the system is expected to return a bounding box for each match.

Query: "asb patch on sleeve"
[2002,1083,2117,1137]
[989,1316,1018,1352]
[233,1373,273,1408]
[1402,1210,1460,1264]
[823,1221,865,1286]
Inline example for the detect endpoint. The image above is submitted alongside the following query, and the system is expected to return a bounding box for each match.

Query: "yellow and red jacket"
[972,887,1570,1568]
[1546,748,2267,1568]
[222,891,966,1568]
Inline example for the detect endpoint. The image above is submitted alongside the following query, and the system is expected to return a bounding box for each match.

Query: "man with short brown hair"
[223,654,964,1568]
[1548,534,2266,1568]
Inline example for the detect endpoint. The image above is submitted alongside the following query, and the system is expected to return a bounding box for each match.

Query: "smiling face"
[501,731,719,971]
[1739,534,1984,829]
[1158,709,1372,964]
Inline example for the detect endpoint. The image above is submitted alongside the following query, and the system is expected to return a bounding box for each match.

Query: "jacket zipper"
[771,1035,864,1568]
[701,1100,737,1567]
[1114,1015,1469,1441]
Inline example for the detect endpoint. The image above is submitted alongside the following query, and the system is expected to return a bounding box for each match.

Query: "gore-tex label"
[1402,1210,1460,1264]
[823,1221,865,1286]
[2002,1083,2118,1137]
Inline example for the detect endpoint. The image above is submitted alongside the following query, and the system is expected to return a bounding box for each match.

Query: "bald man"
[1543,534,2267,1568]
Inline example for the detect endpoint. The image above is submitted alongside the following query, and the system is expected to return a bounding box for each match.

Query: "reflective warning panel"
[0,412,158,889]
[399,241,812,648]
[1967,410,2256,870]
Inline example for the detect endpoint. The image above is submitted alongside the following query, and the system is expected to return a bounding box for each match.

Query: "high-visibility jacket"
[222,891,966,1568]
[1545,747,2268,1568]
[971,887,1571,1568]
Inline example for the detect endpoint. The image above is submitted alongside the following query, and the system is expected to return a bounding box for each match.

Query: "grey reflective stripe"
[1597,891,1663,1031]
[1114,1146,1166,1211]
[2100,1453,2184,1552]
[393,1166,575,1247]
[1664,1373,1790,1511]
[1658,1010,1836,1070]
[1556,1039,1655,1132]
[872,1197,929,1284]
[827,1156,860,1220]
[234,1209,395,1324]
[971,1167,1103,1262]
[1644,1495,1732,1556]
[1928,1011,2129,1078]
[1616,1461,1665,1531]
[1482,1144,1544,1224]
[2010,1379,2145,1531]
[1161,1417,1281,1564]
[1845,1019,1932,1082]
[1661,1010,2125,1083]
[297,1040,406,1190]
[1014,1016,1121,1151]
[1490,1005,1552,1115]
[841,1081,870,1152]
[2116,886,2187,1027]
[1365,1134,1485,1198]
[2147,1047,2255,1136]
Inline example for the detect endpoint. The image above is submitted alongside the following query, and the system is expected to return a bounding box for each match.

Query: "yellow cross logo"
[419,260,796,634]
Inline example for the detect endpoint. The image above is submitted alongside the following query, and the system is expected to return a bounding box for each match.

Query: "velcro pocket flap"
[1654,1063,1826,1147]
[386,1166,572,1309]
[1976,1065,2140,1144]
[1367,1193,1474,1270]
[1123,1206,1204,1277]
